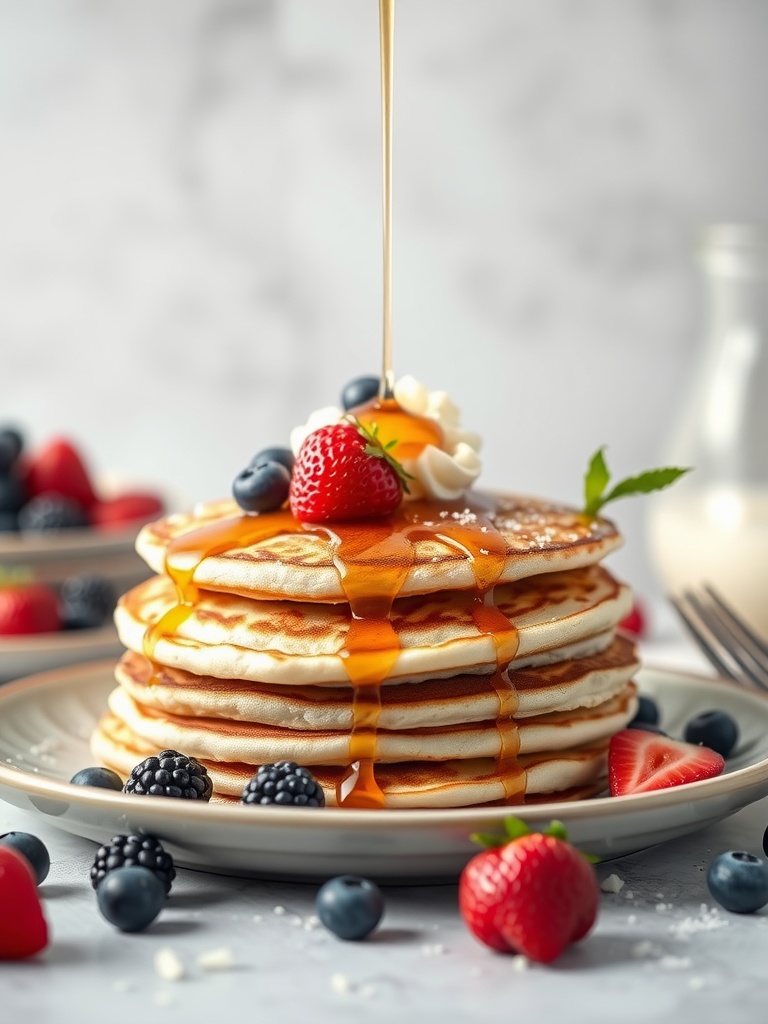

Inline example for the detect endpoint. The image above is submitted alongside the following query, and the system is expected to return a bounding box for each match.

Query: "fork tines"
[670,585,768,692]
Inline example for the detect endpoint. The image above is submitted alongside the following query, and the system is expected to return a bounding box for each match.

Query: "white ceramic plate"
[0,661,766,882]
[0,475,179,590]
[0,626,124,684]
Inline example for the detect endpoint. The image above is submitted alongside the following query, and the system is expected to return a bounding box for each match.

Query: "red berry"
[289,420,408,523]
[89,492,164,531]
[459,828,599,963]
[24,438,97,510]
[608,728,725,796]
[0,847,48,959]
[619,600,646,638]
[0,583,61,636]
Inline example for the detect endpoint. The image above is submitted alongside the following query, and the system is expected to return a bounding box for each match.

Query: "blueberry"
[70,766,124,791]
[0,428,23,476]
[630,695,660,728]
[96,866,166,932]
[340,376,380,411]
[707,850,768,913]
[249,447,295,474]
[627,722,668,736]
[684,710,739,758]
[60,574,116,630]
[0,831,50,885]
[0,474,26,514]
[316,875,385,940]
[233,461,291,514]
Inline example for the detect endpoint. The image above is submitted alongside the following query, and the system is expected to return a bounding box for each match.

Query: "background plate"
[0,661,767,881]
[0,625,123,684]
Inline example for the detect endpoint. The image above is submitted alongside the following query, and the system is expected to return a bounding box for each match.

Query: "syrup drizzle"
[144,493,524,808]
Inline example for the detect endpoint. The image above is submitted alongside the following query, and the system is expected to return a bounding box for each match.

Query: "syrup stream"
[379,0,395,401]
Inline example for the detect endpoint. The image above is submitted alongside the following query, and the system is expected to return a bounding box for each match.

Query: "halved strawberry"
[608,728,725,797]
[24,438,97,509]
[89,492,164,531]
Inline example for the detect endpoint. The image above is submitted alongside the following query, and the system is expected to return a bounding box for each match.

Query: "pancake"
[92,711,613,808]
[97,437,637,810]
[136,492,622,603]
[115,634,639,730]
[105,681,636,765]
[115,564,632,685]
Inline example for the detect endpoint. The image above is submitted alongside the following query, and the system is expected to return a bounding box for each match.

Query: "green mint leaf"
[583,447,610,518]
[601,467,691,506]
[582,448,691,518]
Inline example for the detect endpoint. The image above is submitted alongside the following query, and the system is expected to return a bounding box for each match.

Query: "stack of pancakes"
[92,492,639,808]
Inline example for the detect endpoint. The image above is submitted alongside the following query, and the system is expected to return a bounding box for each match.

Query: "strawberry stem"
[348,416,414,494]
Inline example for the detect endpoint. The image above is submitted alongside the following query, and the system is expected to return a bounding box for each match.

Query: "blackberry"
[18,495,88,532]
[241,761,325,807]
[90,834,175,894]
[60,573,116,630]
[124,749,213,801]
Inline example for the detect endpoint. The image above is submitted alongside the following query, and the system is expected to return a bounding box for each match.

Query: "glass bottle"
[648,223,768,636]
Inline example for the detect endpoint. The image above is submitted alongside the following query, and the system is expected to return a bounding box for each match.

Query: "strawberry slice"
[24,438,97,509]
[608,728,725,796]
[89,492,164,531]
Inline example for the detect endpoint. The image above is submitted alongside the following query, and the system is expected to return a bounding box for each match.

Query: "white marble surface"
[1,640,766,1023]
[2,0,768,604]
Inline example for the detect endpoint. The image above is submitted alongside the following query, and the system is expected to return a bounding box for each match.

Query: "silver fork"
[670,585,768,692]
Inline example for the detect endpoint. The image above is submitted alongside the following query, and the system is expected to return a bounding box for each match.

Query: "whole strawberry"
[24,438,97,510]
[459,819,599,963]
[0,580,61,636]
[0,847,49,959]
[289,418,411,523]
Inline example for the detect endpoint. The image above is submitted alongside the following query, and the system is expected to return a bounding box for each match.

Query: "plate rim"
[1,659,768,832]
[0,624,120,654]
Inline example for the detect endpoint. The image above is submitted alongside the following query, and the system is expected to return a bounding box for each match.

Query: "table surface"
[1,634,765,1024]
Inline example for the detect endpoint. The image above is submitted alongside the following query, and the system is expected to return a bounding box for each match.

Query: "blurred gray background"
[2,0,767,610]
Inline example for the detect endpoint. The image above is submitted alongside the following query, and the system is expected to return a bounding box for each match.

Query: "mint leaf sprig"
[582,447,691,519]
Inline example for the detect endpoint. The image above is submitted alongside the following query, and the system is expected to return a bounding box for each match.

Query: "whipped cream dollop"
[290,375,482,502]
